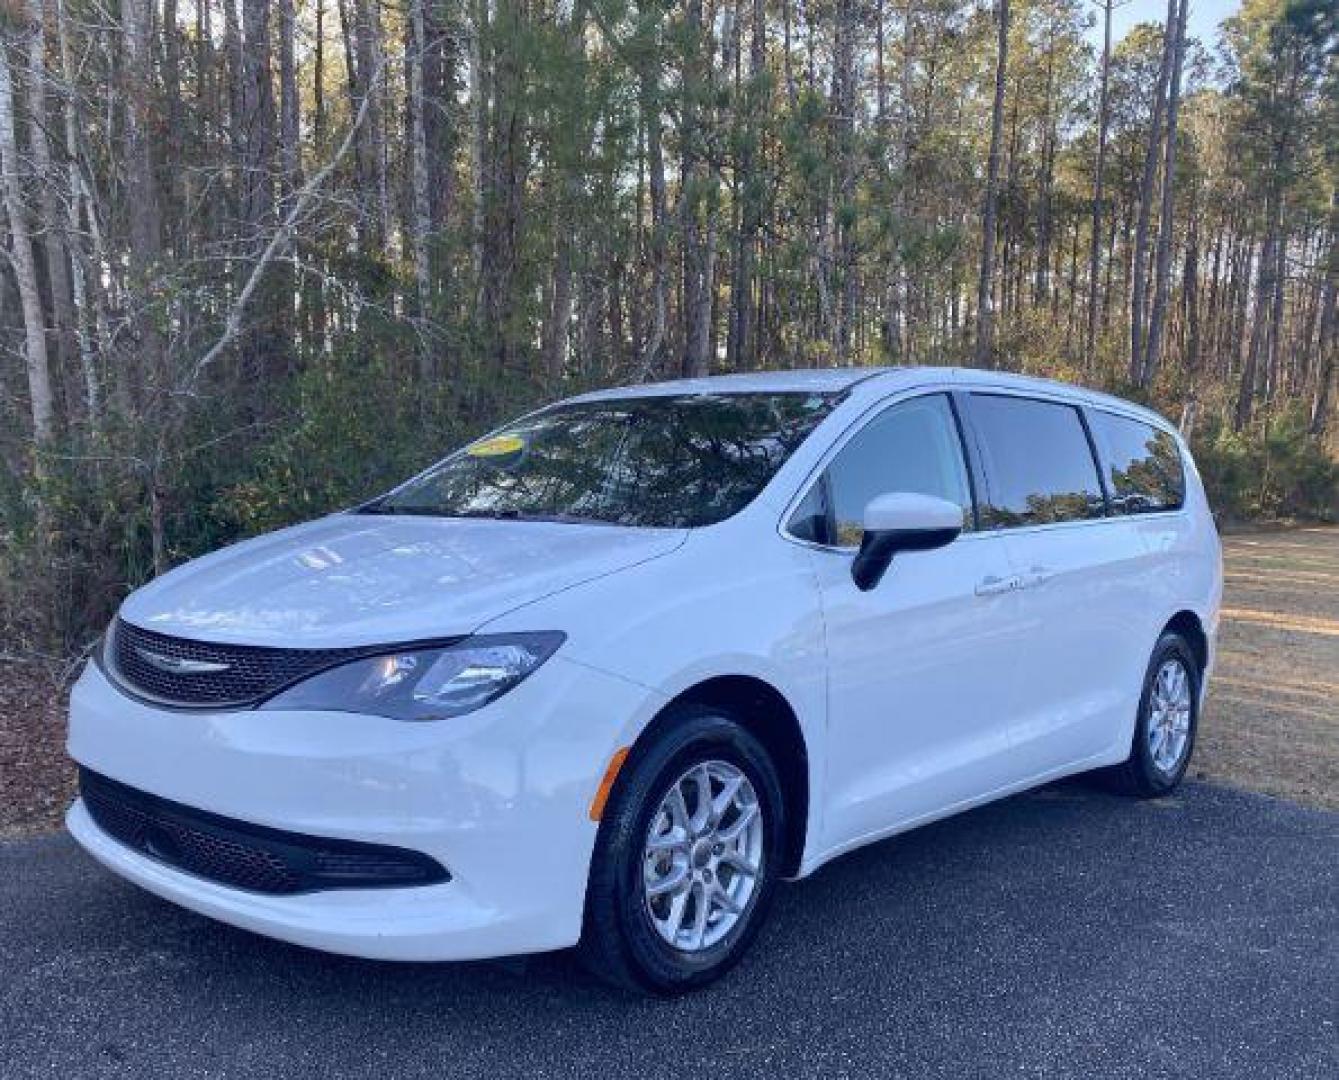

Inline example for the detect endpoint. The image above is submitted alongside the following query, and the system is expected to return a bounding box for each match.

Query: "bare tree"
[0,29,55,447]
[53,0,100,429]
[22,0,76,389]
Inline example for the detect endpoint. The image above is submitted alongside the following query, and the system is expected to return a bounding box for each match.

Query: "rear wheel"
[579,705,784,994]
[1107,632,1200,797]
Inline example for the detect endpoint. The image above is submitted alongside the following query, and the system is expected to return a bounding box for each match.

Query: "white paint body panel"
[67,367,1222,960]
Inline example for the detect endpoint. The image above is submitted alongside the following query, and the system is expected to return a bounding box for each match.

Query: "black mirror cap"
[851,525,962,591]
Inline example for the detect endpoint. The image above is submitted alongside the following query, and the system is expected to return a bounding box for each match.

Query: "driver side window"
[789,394,975,547]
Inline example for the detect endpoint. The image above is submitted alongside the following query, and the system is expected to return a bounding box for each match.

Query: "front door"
[794,393,1027,855]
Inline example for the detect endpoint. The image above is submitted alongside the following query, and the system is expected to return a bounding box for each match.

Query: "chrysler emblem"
[133,648,231,675]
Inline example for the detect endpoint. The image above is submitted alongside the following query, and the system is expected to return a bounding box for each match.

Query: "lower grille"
[80,768,450,895]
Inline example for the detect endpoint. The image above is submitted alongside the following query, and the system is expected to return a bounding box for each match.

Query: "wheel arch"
[630,674,811,879]
[1161,609,1209,674]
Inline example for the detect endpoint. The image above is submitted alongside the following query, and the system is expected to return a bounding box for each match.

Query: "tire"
[1106,632,1201,797]
[579,704,785,995]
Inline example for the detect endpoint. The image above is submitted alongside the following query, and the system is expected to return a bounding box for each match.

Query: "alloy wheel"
[641,760,764,953]
[1147,657,1193,774]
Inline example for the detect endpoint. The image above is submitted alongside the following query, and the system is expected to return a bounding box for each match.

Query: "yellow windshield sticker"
[467,434,525,458]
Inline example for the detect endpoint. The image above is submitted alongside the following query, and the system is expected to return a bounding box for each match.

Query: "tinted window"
[366,393,836,529]
[797,394,973,547]
[970,395,1105,527]
[1090,411,1185,514]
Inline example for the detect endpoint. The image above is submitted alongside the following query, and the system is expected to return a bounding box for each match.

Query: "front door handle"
[975,574,1019,597]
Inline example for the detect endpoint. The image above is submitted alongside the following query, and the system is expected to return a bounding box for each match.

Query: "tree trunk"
[278,0,302,188]
[638,51,669,378]
[543,237,573,383]
[1139,0,1188,388]
[162,0,183,248]
[1129,0,1175,383]
[1034,15,1058,306]
[347,0,388,250]
[680,0,714,378]
[22,0,77,391]
[0,34,55,447]
[1237,232,1275,430]
[974,0,1009,368]
[831,0,857,362]
[727,0,764,370]
[1309,191,1337,434]
[123,0,163,407]
[468,0,490,297]
[54,0,99,430]
[408,0,435,383]
[1183,183,1201,376]
[277,0,301,365]
[239,0,278,383]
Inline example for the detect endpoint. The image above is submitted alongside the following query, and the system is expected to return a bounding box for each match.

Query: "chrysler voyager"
[67,367,1222,993]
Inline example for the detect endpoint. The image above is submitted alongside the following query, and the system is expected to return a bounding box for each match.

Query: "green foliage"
[219,341,460,537]
[1194,409,1339,523]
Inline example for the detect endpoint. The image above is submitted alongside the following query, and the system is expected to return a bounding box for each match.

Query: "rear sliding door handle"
[975,574,1019,597]
[1021,566,1055,589]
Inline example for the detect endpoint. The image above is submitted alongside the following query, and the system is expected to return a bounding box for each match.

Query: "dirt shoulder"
[2,526,1335,838]
[0,661,73,839]
[1198,525,1339,809]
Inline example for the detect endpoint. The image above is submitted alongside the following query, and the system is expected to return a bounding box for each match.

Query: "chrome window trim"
[776,381,1191,553]
[776,383,974,552]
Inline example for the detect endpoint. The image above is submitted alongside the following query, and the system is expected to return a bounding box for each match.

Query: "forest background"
[0,0,1334,656]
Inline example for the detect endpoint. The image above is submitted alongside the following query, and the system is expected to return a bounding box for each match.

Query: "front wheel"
[579,705,785,994]
[1106,632,1201,797]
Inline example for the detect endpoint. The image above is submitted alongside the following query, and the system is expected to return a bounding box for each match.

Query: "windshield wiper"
[358,505,618,525]
[459,509,613,525]
[357,503,455,517]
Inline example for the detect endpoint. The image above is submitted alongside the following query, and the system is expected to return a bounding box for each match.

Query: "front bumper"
[66,655,658,961]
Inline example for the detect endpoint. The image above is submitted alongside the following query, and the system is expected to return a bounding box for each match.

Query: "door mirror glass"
[851,493,963,591]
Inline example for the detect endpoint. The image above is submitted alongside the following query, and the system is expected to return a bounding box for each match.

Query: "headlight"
[259,633,565,721]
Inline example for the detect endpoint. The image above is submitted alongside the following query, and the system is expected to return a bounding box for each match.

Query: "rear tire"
[579,704,785,995]
[1106,632,1200,797]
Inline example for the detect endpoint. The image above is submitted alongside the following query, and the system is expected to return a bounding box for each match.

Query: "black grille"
[80,768,450,895]
[108,619,368,707]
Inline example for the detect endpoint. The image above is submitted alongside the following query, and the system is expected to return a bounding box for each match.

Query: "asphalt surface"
[2,781,1335,1079]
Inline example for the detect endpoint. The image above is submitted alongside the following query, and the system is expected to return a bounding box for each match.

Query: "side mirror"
[851,493,963,591]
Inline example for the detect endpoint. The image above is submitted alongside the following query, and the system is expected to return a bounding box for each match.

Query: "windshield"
[365,392,838,528]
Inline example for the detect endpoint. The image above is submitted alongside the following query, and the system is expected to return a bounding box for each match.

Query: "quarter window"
[1089,411,1185,514]
[790,394,974,547]
[969,395,1106,528]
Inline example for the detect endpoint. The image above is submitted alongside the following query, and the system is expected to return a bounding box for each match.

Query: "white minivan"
[67,367,1222,993]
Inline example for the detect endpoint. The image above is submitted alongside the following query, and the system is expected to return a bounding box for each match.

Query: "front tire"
[1107,632,1200,797]
[579,704,785,995]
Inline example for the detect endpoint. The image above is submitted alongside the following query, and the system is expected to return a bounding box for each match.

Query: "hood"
[119,513,687,648]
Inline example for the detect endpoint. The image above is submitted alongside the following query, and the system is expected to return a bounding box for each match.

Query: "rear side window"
[969,395,1105,528]
[790,394,974,547]
[1089,411,1185,514]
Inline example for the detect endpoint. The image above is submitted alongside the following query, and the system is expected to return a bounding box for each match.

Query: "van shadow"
[49,781,1274,1075]
[67,777,1189,1068]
